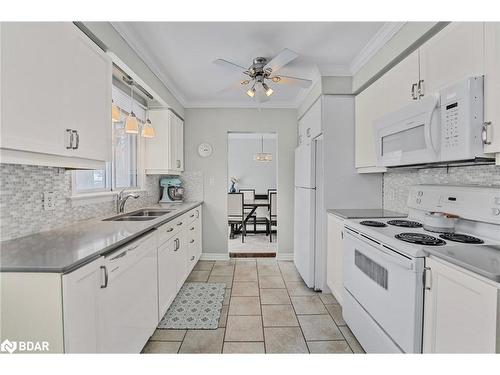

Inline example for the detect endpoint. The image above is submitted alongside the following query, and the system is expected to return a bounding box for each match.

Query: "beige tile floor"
[142,258,364,354]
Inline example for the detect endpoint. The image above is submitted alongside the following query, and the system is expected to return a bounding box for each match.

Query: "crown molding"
[349,22,406,75]
[110,22,188,107]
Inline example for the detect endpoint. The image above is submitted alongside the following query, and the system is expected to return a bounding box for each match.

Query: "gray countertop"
[425,244,500,283]
[327,208,407,219]
[0,201,202,274]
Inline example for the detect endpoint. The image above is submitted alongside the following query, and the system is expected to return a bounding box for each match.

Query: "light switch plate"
[43,191,56,211]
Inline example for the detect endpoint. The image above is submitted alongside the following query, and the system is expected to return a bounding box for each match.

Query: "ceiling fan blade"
[264,48,299,73]
[272,75,312,88]
[216,80,250,95]
[213,59,248,74]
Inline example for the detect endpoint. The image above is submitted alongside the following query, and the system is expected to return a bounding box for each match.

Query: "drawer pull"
[177,222,183,226]
[190,226,195,231]
[190,239,195,244]
[166,227,174,232]
[191,256,195,261]
[190,214,195,218]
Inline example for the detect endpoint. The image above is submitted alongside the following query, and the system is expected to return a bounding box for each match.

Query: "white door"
[423,257,499,353]
[293,186,315,288]
[62,256,104,353]
[420,22,485,95]
[157,236,179,320]
[294,144,315,188]
[326,214,345,305]
[484,22,500,154]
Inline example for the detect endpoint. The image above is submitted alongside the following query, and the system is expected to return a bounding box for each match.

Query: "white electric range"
[342,184,500,354]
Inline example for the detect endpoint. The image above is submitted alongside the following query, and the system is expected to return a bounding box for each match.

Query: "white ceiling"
[112,22,401,108]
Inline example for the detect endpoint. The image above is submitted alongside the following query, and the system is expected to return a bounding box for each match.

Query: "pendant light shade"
[125,86,139,134]
[111,100,121,122]
[141,118,155,138]
[253,135,273,162]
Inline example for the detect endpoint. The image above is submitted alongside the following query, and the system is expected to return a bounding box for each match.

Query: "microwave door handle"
[424,95,440,155]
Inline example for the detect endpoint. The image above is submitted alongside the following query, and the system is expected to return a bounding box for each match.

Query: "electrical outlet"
[43,191,56,211]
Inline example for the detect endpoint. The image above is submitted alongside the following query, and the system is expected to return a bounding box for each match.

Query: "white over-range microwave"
[373,76,491,167]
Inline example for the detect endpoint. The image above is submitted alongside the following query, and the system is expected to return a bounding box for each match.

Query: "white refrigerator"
[293,95,383,291]
[293,137,323,289]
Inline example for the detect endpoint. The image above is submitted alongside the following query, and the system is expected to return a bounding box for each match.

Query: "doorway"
[227,132,278,258]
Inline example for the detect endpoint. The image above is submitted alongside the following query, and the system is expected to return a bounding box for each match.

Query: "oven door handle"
[376,246,414,271]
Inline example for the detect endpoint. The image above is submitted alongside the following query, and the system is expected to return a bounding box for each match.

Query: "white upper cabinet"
[423,257,500,353]
[0,22,112,169]
[145,109,184,175]
[484,22,500,155]
[419,23,485,95]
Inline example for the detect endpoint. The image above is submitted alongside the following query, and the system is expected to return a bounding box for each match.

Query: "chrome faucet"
[116,189,140,214]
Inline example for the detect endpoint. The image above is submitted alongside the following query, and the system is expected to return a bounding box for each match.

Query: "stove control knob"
[416,198,422,204]
[417,191,423,197]
[492,208,500,216]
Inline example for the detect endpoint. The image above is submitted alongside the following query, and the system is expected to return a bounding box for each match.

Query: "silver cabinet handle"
[110,251,127,261]
[176,160,181,168]
[417,79,425,98]
[100,266,108,288]
[166,227,174,232]
[177,222,183,226]
[190,239,195,244]
[190,226,195,231]
[190,213,195,218]
[306,128,311,137]
[174,238,179,251]
[411,83,418,100]
[196,210,199,218]
[482,121,492,145]
[72,130,79,149]
[66,129,74,149]
[190,256,195,261]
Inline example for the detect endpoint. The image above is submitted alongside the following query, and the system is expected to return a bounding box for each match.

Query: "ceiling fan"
[213,48,313,102]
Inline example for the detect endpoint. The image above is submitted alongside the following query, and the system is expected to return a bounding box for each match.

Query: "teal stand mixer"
[159,177,184,203]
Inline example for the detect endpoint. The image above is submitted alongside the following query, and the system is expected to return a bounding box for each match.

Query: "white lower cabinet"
[187,207,203,268]
[423,257,500,353]
[326,213,344,305]
[157,236,180,319]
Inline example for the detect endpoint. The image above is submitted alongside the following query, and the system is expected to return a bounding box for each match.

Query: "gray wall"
[383,165,500,213]
[184,108,297,257]
[227,135,277,194]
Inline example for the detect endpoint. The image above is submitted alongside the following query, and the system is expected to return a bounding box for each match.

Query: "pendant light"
[111,100,121,122]
[141,118,155,138]
[254,135,273,162]
[125,85,139,134]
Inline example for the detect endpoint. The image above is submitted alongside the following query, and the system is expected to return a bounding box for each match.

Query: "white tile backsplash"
[383,165,500,213]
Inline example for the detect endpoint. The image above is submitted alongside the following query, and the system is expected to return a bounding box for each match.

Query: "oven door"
[343,228,424,353]
[374,94,440,167]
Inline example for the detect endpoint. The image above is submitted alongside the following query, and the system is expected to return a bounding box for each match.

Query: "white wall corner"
[349,22,406,75]
[276,252,293,261]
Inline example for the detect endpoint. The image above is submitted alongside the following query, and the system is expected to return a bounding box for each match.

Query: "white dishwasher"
[99,230,158,353]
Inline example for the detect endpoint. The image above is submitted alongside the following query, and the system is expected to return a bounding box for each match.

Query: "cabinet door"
[173,114,184,171]
[326,214,345,305]
[157,237,179,319]
[484,22,500,154]
[175,231,188,291]
[420,22,485,95]
[70,27,112,162]
[380,50,420,114]
[62,256,104,353]
[423,257,498,353]
[299,98,321,145]
[355,77,386,169]
[0,23,111,163]
[145,109,172,173]
[1,23,72,156]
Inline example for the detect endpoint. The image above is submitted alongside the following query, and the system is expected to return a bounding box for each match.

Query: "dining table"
[229,198,270,238]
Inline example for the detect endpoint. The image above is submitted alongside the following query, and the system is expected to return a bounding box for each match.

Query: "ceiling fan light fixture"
[240,80,250,85]
[271,76,281,83]
[262,82,274,97]
[246,87,256,98]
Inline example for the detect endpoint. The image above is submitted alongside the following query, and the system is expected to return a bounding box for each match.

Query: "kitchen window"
[72,85,145,196]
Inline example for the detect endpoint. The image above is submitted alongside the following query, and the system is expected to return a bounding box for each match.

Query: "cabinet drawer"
[157,220,182,246]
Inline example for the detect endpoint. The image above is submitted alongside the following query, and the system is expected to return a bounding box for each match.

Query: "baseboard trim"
[276,252,293,261]
[200,253,230,261]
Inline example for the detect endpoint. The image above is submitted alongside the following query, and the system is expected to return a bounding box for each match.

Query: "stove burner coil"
[395,232,446,246]
[387,220,423,228]
[439,233,484,244]
[359,220,387,227]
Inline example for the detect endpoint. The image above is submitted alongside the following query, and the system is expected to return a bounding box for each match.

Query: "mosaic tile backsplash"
[0,164,203,241]
[383,165,500,213]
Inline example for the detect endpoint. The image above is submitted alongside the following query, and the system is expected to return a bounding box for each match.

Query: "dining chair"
[228,192,245,243]
[267,188,277,198]
[267,191,277,242]
[239,188,257,233]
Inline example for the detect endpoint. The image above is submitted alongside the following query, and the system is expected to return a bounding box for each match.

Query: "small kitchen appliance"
[159,178,184,203]
[342,184,500,353]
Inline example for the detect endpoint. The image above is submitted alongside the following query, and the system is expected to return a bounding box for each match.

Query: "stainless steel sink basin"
[103,209,173,221]
[129,209,172,217]
[110,216,157,222]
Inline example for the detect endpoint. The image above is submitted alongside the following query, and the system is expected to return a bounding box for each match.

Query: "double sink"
[103,208,174,222]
